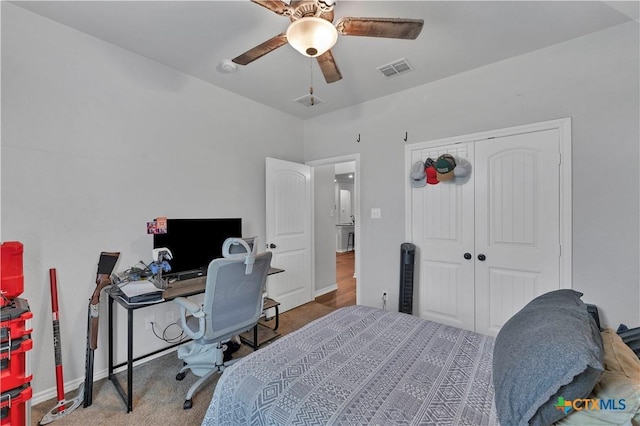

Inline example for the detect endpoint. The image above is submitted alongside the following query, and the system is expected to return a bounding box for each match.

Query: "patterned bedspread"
[203,305,498,425]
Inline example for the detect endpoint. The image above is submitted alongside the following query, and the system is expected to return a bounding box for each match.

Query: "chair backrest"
[200,249,272,343]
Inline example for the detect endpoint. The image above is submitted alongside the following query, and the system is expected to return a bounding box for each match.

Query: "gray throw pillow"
[492,289,604,426]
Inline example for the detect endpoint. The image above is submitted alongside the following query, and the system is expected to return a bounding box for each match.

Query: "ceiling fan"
[232,0,424,84]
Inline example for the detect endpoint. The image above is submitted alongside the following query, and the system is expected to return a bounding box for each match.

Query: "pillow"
[493,289,604,426]
[555,329,640,425]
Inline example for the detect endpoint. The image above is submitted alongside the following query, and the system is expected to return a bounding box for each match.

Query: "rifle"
[83,252,119,408]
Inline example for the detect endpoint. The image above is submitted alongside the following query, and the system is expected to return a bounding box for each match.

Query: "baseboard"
[314,284,337,298]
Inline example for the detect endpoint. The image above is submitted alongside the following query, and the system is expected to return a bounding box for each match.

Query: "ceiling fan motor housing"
[289,0,335,22]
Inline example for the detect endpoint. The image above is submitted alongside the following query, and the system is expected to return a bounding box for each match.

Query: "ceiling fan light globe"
[286,17,338,58]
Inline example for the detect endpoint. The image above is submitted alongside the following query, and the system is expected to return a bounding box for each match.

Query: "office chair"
[173,238,272,409]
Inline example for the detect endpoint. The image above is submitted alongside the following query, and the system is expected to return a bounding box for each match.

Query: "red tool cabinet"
[0,385,31,426]
[1,241,32,426]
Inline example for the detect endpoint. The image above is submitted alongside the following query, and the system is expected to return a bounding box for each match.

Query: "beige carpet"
[31,302,335,425]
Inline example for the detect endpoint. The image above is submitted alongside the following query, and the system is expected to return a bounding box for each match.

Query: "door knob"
[464,253,472,260]
[478,254,486,261]
[269,243,277,249]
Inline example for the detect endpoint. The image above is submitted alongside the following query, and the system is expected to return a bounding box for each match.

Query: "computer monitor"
[153,218,242,277]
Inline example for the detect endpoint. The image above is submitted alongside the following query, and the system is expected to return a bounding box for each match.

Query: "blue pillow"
[493,289,604,426]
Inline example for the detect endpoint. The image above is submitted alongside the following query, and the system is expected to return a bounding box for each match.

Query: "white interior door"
[412,144,476,331]
[339,189,351,223]
[265,157,313,312]
[474,129,561,335]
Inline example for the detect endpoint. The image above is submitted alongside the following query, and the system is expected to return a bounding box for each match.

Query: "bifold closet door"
[411,143,476,331]
[410,128,561,336]
[474,130,561,336]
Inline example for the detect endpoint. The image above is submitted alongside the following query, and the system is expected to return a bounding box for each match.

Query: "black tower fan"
[399,243,416,314]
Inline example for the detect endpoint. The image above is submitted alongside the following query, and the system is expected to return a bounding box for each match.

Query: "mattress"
[203,305,498,425]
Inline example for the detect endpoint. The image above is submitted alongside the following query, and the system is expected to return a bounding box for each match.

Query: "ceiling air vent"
[293,93,324,107]
[377,58,414,78]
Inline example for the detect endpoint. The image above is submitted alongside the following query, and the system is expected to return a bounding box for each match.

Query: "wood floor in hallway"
[315,251,356,309]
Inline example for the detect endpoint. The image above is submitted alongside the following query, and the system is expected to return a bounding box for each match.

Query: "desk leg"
[127,308,133,412]
[273,306,279,331]
[108,298,134,412]
[108,297,114,378]
[252,326,258,351]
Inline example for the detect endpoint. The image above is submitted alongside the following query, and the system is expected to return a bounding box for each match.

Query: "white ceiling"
[10,1,639,120]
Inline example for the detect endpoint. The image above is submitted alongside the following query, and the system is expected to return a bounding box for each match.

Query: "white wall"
[303,21,640,328]
[1,3,304,399]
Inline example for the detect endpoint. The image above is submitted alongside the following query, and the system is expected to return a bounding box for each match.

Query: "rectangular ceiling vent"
[377,58,414,78]
[292,93,324,107]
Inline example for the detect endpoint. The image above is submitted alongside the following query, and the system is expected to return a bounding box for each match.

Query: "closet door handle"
[268,243,277,249]
[464,253,472,260]
[478,254,486,261]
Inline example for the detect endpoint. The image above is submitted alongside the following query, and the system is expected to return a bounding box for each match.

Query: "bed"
[203,290,640,426]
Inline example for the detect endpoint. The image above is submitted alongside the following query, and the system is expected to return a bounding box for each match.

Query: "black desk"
[107,267,284,412]
[239,297,281,349]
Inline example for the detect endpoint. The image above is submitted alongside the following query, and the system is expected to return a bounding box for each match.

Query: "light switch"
[371,208,381,219]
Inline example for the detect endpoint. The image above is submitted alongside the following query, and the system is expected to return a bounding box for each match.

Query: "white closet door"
[412,143,476,331]
[474,130,561,336]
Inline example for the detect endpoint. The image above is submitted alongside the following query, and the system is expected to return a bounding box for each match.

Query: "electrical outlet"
[145,315,154,331]
[166,310,175,324]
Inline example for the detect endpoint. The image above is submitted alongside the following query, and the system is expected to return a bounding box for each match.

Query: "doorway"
[321,250,356,308]
[307,155,360,309]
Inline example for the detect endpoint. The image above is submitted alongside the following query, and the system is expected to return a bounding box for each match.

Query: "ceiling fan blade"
[232,33,288,66]
[316,50,342,84]
[251,0,292,16]
[336,17,424,40]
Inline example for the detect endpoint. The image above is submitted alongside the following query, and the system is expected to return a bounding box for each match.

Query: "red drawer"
[0,337,32,392]
[0,384,31,426]
[0,299,32,343]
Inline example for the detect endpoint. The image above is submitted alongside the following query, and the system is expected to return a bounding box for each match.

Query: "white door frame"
[307,153,361,305]
[404,118,572,288]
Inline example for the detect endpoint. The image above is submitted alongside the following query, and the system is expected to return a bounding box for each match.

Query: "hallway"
[315,251,356,309]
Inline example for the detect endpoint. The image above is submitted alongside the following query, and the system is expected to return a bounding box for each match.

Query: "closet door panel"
[474,130,561,336]
[411,144,475,331]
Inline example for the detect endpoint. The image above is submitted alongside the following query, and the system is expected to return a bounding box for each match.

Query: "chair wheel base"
[176,371,186,381]
[183,399,193,410]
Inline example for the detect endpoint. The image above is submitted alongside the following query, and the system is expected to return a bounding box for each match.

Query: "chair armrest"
[173,297,205,340]
[173,297,203,316]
